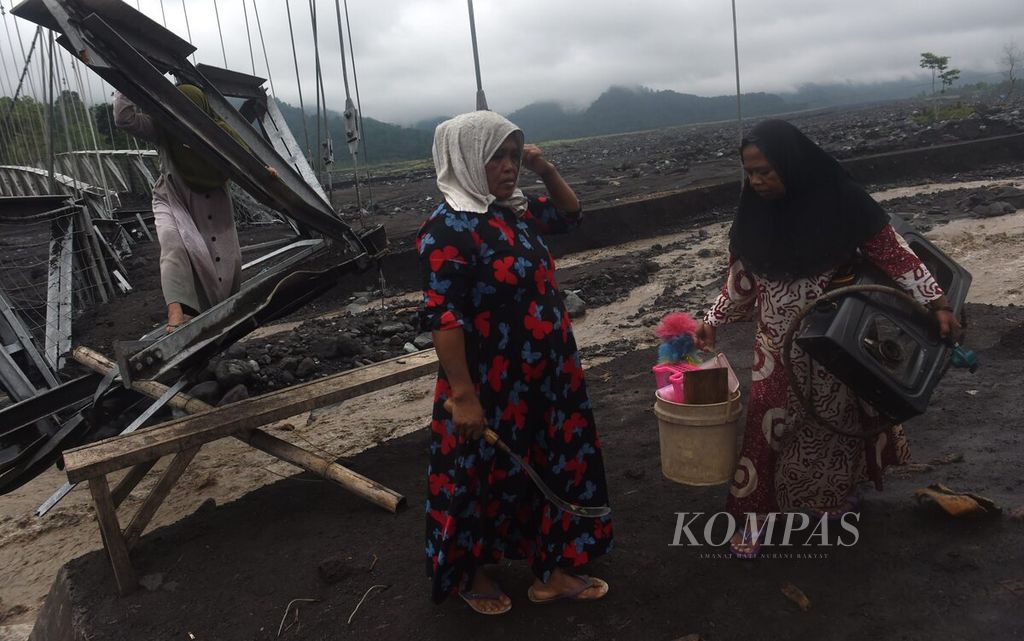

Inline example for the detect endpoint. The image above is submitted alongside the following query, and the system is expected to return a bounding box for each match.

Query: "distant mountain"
[273,100,433,168]
[508,86,793,141]
[275,75,997,167]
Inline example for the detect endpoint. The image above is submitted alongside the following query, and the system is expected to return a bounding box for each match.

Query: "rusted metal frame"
[241,238,322,272]
[0,337,39,401]
[74,205,112,304]
[44,210,74,370]
[18,2,356,245]
[0,288,58,388]
[79,14,362,249]
[118,243,361,386]
[0,372,97,434]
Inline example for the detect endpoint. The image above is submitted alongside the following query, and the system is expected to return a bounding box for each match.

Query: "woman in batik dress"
[419,111,612,614]
[695,120,961,556]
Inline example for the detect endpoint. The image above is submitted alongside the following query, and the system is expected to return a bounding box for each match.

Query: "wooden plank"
[110,459,158,508]
[71,347,406,513]
[683,367,729,405]
[123,448,199,548]
[135,212,154,241]
[241,430,405,512]
[88,476,137,595]
[64,349,439,482]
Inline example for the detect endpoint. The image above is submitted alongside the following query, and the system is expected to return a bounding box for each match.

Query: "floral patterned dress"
[704,224,943,516]
[417,196,613,603]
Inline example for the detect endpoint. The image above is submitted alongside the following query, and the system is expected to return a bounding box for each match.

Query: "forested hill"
[274,85,798,167]
[273,100,434,167]
[506,86,793,141]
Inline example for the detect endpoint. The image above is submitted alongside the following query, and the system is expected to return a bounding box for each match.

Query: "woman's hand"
[935,309,962,342]
[695,321,717,351]
[446,395,487,440]
[265,165,279,180]
[522,144,554,177]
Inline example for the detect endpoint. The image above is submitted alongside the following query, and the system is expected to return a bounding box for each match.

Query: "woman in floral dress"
[696,120,961,556]
[418,111,612,614]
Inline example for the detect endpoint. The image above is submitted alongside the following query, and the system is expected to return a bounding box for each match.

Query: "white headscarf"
[432,110,528,215]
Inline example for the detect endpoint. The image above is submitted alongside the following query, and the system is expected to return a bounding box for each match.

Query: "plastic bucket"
[653,390,743,486]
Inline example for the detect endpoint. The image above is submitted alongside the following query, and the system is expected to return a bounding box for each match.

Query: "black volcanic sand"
[52,303,1024,640]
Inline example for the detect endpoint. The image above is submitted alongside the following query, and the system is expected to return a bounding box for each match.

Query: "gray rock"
[186,381,221,404]
[336,334,365,357]
[643,259,661,273]
[413,332,434,350]
[280,356,301,372]
[214,359,255,388]
[403,342,419,354]
[296,357,317,378]
[564,291,587,317]
[218,384,250,405]
[312,339,340,360]
[697,248,714,258]
[224,343,247,359]
[973,201,1016,218]
[378,322,408,337]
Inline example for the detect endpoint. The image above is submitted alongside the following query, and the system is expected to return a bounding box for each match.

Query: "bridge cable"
[17,23,50,155]
[331,0,361,212]
[53,51,84,199]
[180,0,197,65]
[241,0,257,76]
[309,0,334,188]
[3,18,47,161]
[342,0,373,207]
[252,0,276,98]
[213,0,228,68]
[71,55,117,210]
[285,0,312,161]
[0,41,27,163]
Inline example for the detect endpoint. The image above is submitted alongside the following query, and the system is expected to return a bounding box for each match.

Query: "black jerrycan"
[795,214,971,423]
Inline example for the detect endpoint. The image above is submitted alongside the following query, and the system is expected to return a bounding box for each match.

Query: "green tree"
[1003,40,1023,95]
[0,95,47,165]
[920,52,950,94]
[939,68,960,93]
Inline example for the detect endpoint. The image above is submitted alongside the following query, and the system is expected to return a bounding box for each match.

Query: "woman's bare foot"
[460,571,511,615]
[166,302,191,333]
[528,568,608,602]
[730,514,767,558]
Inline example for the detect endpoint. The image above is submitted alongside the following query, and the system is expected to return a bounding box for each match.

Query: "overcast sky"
[1,0,1022,125]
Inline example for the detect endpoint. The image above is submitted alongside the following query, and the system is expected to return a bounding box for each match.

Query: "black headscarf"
[727,119,889,280]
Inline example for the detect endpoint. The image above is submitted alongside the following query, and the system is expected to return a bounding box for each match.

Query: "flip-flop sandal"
[527,575,609,604]
[460,589,512,615]
[730,517,768,559]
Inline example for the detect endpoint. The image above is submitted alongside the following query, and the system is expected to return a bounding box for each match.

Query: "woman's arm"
[418,210,489,438]
[112,91,160,143]
[862,224,961,340]
[523,144,579,214]
[697,256,759,350]
[432,328,486,439]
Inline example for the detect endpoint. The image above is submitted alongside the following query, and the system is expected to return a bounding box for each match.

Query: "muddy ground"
[1,96,1023,638]
[35,302,1024,641]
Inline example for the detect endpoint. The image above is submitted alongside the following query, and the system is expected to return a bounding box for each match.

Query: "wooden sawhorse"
[63,347,438,594]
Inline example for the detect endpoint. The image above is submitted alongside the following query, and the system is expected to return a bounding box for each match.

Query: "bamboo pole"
[71,346,406,512]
